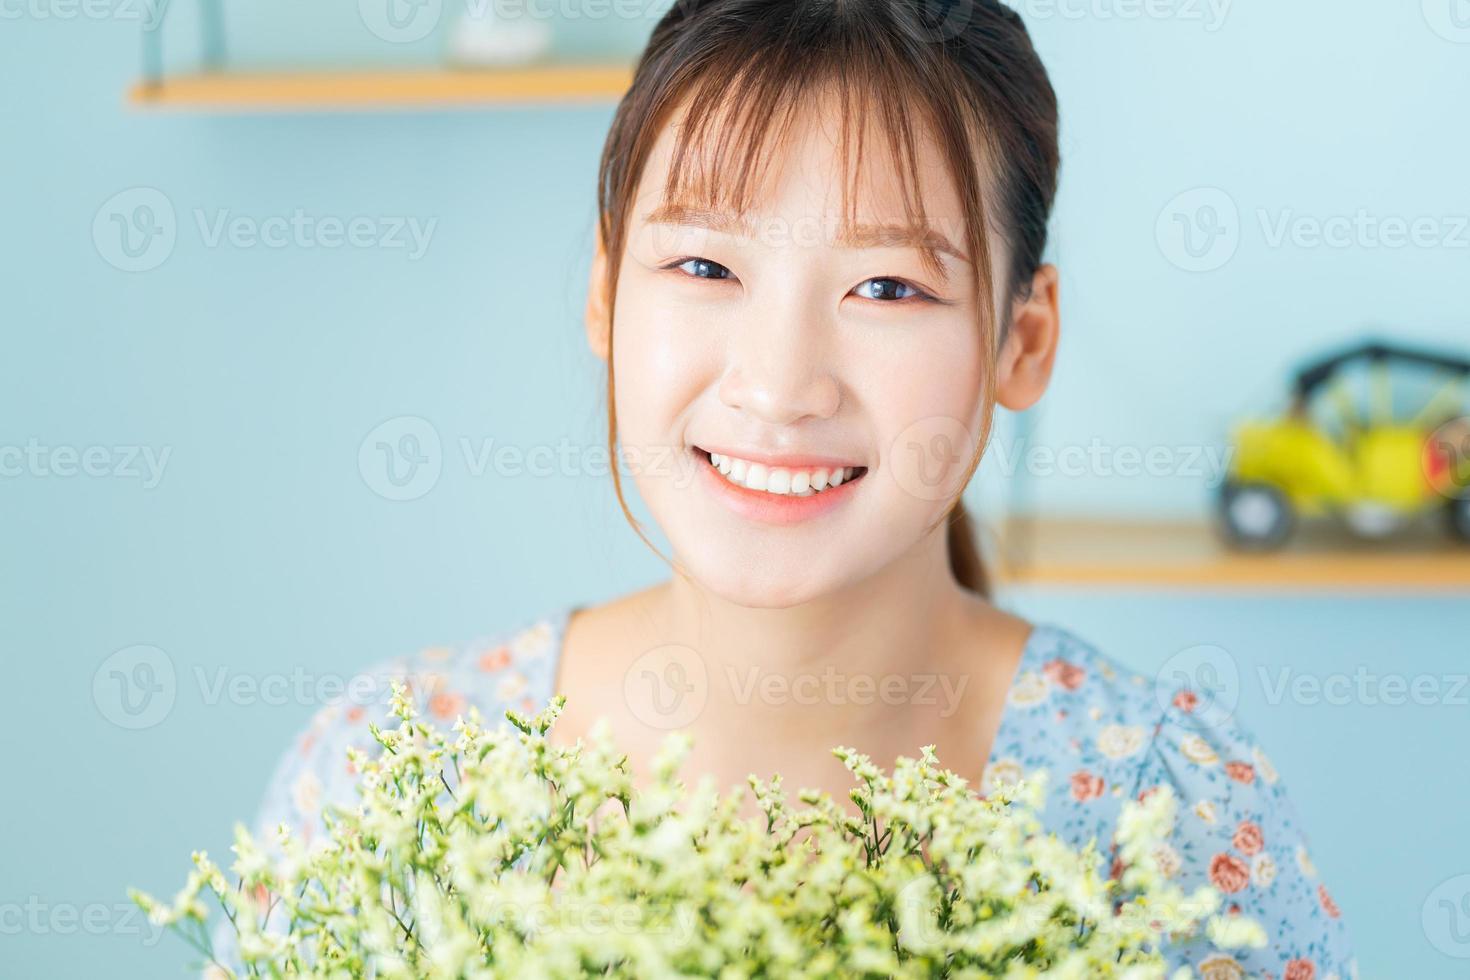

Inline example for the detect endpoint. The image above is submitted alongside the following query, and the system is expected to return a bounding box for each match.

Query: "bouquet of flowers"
[132,686,1262,978]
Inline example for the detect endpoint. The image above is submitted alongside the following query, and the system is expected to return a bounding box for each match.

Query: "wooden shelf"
[128,66,633,111]
[990,518,1470,591]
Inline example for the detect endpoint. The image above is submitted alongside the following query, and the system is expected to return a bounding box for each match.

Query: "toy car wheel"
[1218,481,1294,549]
[1448,496,1470,543]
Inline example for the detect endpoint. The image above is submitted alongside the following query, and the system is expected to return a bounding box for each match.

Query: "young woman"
[248,1,1354,975]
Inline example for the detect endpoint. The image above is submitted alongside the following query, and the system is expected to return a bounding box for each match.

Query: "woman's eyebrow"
[837,224,971,265]
[645,203,751,234]
[643,203,970,266]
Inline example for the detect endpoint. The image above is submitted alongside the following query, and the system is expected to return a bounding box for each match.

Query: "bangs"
[657,40,995,283]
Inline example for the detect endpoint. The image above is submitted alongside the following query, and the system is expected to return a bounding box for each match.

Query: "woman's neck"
[552,527,1031,801]
[658,530,975,735]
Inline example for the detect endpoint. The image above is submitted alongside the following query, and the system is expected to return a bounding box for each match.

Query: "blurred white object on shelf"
[447,4,553,66]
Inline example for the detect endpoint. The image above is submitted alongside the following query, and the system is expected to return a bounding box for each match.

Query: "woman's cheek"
[610,292,714,459]
[865,323,987,511]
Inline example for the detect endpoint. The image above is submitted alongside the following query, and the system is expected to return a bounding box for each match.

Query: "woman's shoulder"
[250,605,574,847]
[991,621,1309,832]
[991,622,1355,978]
[988,622,1175,802]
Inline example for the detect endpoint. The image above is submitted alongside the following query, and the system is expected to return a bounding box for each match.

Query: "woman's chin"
[673,551,866,609]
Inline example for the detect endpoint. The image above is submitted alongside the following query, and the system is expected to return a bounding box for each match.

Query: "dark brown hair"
[595,0,1060,597]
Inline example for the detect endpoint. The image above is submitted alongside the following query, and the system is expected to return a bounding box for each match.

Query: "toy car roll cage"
[1218,338,1470,549]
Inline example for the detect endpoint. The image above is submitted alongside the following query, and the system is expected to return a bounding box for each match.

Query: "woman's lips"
[691,446,867,526]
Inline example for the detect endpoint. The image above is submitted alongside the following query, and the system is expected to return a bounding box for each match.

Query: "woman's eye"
[673,257,734,280]
[854,277,922,302]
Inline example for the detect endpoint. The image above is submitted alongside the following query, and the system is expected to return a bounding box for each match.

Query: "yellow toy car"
[1216,341,1470,549]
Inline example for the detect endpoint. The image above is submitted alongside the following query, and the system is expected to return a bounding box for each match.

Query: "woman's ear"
[585,231,611,362]
[994,263,1060,412]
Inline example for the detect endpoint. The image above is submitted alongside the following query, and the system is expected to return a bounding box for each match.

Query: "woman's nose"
[716,301,841,425]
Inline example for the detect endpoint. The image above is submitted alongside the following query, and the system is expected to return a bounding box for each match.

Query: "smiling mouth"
[692,447,869,497]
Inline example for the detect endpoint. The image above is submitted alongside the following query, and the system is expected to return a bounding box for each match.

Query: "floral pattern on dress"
[221,609,1355,979]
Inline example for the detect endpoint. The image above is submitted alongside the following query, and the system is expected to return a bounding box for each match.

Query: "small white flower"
[1180,735,1219,766]
[1152,841,1181,878]
[1008,671,1050,706]
[1252,745,1279,784]
[1096,724,1147,760]
[1297,844,1318,878]
[1197,953,1247,979]
[495,672,528,702]
[981,758,1024,791]
[136,694,1257,977]
[511,622,554,660]
[420,645,453,663]
[1251,852,1277,888]
[1206,914,1268,949]
[290,770,322,818]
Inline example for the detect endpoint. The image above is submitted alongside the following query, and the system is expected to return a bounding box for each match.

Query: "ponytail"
[946,500,990,598]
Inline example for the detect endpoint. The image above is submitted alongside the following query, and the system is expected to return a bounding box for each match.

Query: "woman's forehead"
[632,94,975,252]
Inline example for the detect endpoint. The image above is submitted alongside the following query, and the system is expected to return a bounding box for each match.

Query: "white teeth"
[702,450,861,498]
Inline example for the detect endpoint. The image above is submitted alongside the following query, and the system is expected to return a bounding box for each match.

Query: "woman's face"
[601,100,1008,608]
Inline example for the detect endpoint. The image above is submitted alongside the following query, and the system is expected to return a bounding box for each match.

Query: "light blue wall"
[2,2,1467,977]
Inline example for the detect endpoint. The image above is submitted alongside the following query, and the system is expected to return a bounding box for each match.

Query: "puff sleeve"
[1138,686,1357,980]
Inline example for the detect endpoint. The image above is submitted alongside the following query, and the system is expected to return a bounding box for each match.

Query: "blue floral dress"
[230,606,1356,979]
